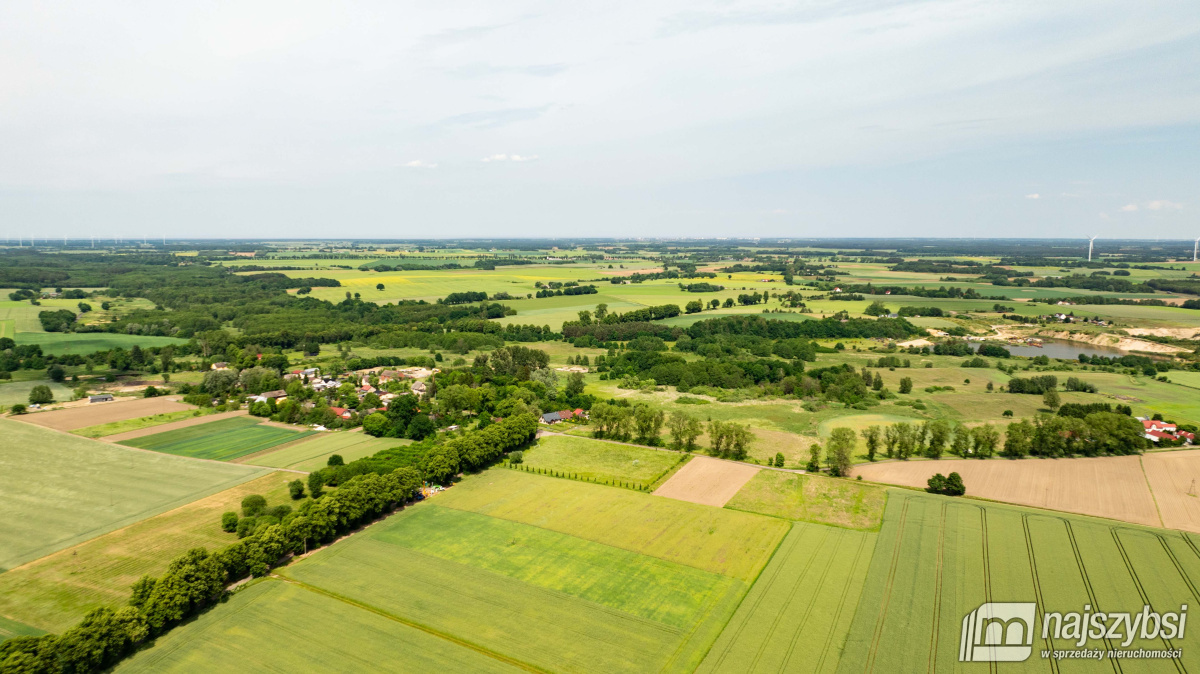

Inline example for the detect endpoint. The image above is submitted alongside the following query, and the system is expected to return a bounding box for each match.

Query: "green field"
[247,431,407,471]
[837,489,1200,673]
[0,472,295,632]
[435,469,789,581]
[0,379,75,406]
[0,616,46,644]
[116,580,526,673]
[725,470,887,530]
[0,419,264,571]
[120,416,313,461]
[72,409,202,439]
[14,332,187,355]
[523,433,685,487]
[698,524,875,674]
[0,318,14,340]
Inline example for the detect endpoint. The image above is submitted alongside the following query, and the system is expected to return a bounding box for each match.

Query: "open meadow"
[725,470,887,530]
[837,490,1200,673]
[524,433,686,487]
[241,431,407,471]
[0,419,264,571]
[119,415,313,461]
[0,472,295,632]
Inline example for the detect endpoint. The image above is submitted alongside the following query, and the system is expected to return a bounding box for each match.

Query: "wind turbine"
[1087,236,1098,262]
[1194,237,1199,263]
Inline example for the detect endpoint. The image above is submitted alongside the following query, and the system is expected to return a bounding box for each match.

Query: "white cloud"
[1099,212,1110,220]
[404,159,437,168]
[1120,203,1139,212]
[1025,193,1039,199]
[481,154,509,162]
[1146,200,1183,211]
[510,154,539,162]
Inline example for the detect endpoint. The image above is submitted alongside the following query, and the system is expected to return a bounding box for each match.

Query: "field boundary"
[101,410,247,443]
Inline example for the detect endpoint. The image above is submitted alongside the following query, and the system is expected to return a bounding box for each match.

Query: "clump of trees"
[926,472,965,496]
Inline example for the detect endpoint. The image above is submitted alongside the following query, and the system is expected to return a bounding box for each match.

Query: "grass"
[697,523,876,674]
[0,616,46,644]
[277,492,753,673]
[0,379,76,406]
[724,471,887,530]
[245,431,407,471]
[523,433,685,487]
[435,469,789,582]
[115,580,526,673]
[0,419,264,572]
[836,489,1200,672]
[0,472,296,632]
[0,318,14,340]
[120,416,313,461]
[72,409,204,439]
[14,332,187,356]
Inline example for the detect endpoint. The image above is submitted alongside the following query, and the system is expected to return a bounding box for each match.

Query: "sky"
[1,0,1198,240]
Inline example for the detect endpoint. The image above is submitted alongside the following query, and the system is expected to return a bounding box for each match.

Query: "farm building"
[88,394,114,403]
[210,362,230,370]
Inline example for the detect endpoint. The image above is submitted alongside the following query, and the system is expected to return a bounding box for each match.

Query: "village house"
[210,362,229,370]
[248,390,287,404]
[328,407,354,420]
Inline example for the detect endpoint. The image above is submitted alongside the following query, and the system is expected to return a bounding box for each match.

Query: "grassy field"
[836,489,1200,673]
[0,379,75,406]
[0,318,14,340]
[0,419,264,571]
[697,523,876,674]
[435,469,789,581]
[72,409,203,438]
[523,433,685,487]
[14,332,187,355]
[0,616,46,644]
[725,470,887,530]
[120,416,313,461]
[0,472,296,632]
[116,580,526,673]
[245,431,406,471]
[277,491,754,673]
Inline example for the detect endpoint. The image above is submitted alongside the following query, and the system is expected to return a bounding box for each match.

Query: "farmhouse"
[411,381,427,395]
[328,407,354,420]
[210,362,229,370]
[249,390,287,404]
[1140,418,1194,444]
[88,394,114,403]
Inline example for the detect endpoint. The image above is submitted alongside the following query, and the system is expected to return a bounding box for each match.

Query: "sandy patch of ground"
[1142,450,1200,532]
[1039,330,1190,354]
[102,410,247,443]
[653,456,761,507]
[1124,327,1200,340]
[16,397,192,432]
[854,456,1162,527]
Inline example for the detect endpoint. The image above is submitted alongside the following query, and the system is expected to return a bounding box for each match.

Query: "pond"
[972,339,1129,360]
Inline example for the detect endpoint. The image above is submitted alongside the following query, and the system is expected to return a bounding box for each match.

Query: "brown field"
[854,456,1163,527]
[0,471,294,632]
[653,456,761,507]
[101,410,247,443]
[16,397,192,431]
[1142,450,1200,532]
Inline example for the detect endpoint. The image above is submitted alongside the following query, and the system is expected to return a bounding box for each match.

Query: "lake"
[973,339,1129,360]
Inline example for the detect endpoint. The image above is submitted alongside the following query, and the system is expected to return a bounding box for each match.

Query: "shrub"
[327,454,344,467]
[926,471,965,496]
[509,450,524,465]
[28,385,54,405]
[221,512,238,532]
[10,403,27,415]
[774,452,785,467]
[288,480,305,500]
[240,495,267,517]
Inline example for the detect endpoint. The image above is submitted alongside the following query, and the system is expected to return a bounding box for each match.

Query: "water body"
[972,339,1129,360]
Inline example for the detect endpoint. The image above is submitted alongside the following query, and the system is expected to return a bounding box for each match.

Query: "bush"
[308,472,325,498]
[28,385,54,405]
[509,450,524,465]
[327,454,344,467]
[926,472,965,496]
[288,479,305,500]
[240,495,267,517]
[774,452,785,467]
[143,386,161,398]
[221,512,239,532]
[235,517,257,538]
[10,403,27,415]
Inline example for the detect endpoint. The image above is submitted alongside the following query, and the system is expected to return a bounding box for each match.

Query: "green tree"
[47,364,65,382]
[970,425,1000,458]
[221,512,238,532]
[806,443,823,472]
[872,373,883,391]
[863,300,889,316]
[240,495,266,517]
[327,454,344,467]
[774,452,785,467]
[924,419,950,459]
[899,377,913,394]
[883,425,898,458]
[376,283,384,290]
[307,472,325,498]
[826,427,856,477]
[564,372,586,398]
[1003,420,1034,458]
[861,425,881,461]
[362,412,389,437]
[685,300,703,314]
[632,405,665,445]
[1043,389,1061,410]
[28,384,54,405]
[288,480,305,500]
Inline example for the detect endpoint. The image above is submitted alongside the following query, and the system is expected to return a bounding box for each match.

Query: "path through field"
[654,456,761,507]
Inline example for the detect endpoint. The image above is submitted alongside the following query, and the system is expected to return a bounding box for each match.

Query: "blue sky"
[1,0,1197,239]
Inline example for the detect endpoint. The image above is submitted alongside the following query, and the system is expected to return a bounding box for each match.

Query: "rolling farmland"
[524,433,685,486]
[698,524,875,674]
[120,416,313,461]
[653,456,761,507]
[0,472,295,632]
[724,470,887,530]
[244,431,406,471]
[18,396,192,431]
[0,419,263,571]
[836,490,1200,673]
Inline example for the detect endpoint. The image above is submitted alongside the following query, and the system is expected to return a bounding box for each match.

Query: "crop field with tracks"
[120,415,313,461]
[0,419,263,571]
[836,490,1200,673]
[243,431,409,471]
